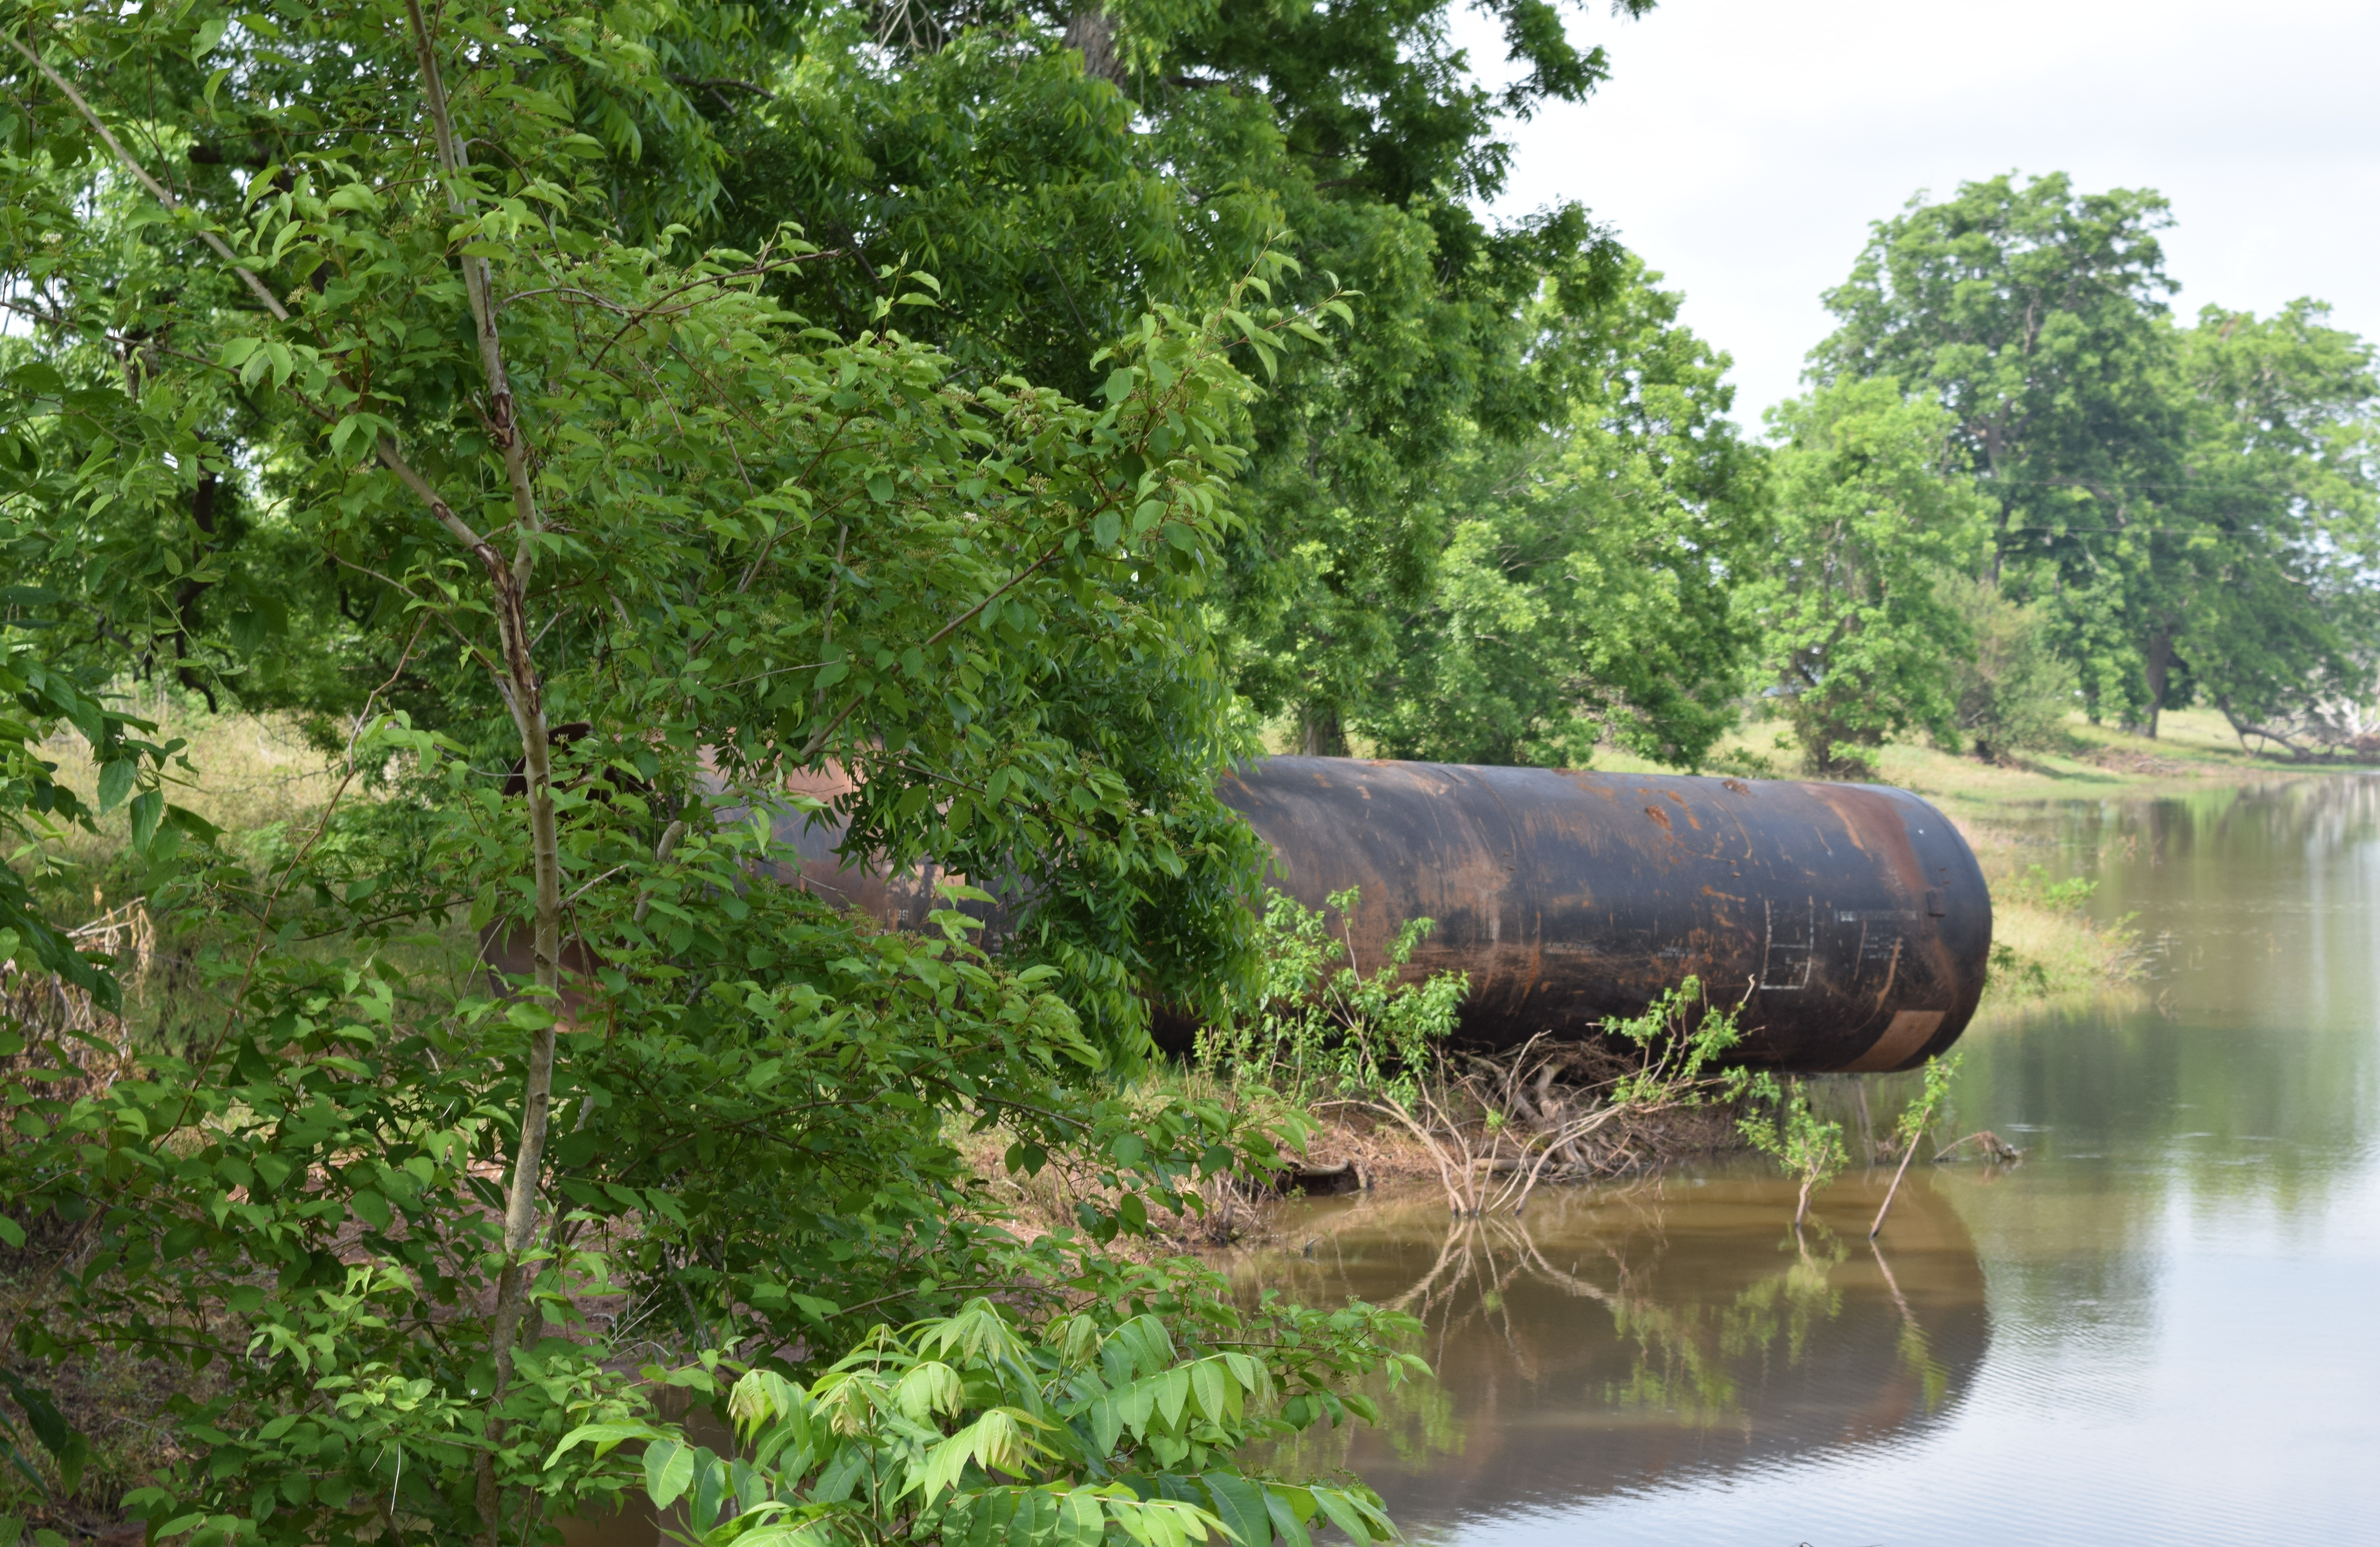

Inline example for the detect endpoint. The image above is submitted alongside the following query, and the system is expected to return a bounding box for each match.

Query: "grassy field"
[1582,704,2330,817]
[31,692,346,928]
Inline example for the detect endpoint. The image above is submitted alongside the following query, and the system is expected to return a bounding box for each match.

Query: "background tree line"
[1334,170,2380,778]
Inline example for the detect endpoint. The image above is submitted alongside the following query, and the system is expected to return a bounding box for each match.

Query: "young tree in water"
[1747,379,1989,778]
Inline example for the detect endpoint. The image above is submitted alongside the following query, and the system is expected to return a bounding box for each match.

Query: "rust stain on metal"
[705,755,1990,1077]
[1212,758,1990,1073]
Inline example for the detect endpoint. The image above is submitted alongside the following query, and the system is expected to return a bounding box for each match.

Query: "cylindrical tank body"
[595,757,1990,1074]
[1216,758,1989,1073]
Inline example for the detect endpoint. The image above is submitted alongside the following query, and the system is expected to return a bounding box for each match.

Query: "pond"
[1239,775,2380,1545]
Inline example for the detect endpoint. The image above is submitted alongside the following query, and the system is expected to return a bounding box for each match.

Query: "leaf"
[1154,1367,1189,1430]
[546,1423,654,1465]
[1056,1489,1107,1547]
[1260,1490,1312,1547]
[1086,1393,1121,1456]
[1307,1487,1373,1544]
[1189,1361,1227,1423]
[644,1438,694,1508]
[96,758,135,813]
[1200,1473,1270,1547]
[692,1453,728,1532]
[7,361,65,396]
[893,1360,961,1420]
[128,790,165,854]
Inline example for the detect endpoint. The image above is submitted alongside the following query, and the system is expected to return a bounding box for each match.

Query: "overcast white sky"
[1451,0,2380,426]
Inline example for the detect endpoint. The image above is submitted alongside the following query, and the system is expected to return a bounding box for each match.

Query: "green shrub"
[1938,575,2078,761]
[552,1291,1419,1547]
[1194,887,1465,1108]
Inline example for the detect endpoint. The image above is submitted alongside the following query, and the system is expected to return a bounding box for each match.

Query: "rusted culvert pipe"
[1210,758,1988,1073]
[759,757,1990,1075]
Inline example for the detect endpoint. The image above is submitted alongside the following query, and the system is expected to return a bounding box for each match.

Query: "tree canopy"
[1809,172,2380,737]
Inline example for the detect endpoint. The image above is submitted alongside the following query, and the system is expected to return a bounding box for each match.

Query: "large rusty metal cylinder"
[1217,758,1990,1073]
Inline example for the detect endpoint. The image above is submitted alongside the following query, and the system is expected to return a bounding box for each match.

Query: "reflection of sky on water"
[1272,778,2380,1545]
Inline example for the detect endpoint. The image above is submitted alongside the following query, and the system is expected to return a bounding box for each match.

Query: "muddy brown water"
[1238,775,2380,1545]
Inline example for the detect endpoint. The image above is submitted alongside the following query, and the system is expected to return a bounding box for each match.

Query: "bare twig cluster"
[1334,1028,1743,1218]
[0,901,152,1096]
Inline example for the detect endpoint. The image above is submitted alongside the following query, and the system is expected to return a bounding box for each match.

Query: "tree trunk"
[1065,6,1122,85]
[2136,630,2174,739]
[1299,701,1346,757]
[403,9,565,1542]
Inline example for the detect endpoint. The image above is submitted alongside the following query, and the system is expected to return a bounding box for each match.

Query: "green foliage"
[1936,573,2077,761]
[550,1290,1423,1547]
[0,0,1321,1041]
[1747,378,1990,777]
[0,1,1416,1541]
[2160,302,2380,738]
[4,826,1306,1541]
[0,644,196,999]
[2002,864,2098,912]
[1195,887,1465,1107]
[1352,264,1770,769]
[1599,978,1749,1102]
[625,0,1664,754]
[1736,1077,1848,1228]
[1890,1053,1961,1158]
[1808,172,2380,736]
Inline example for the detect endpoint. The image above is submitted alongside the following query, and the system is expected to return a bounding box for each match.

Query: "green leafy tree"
[1807,172,2181,726]
[1746,378,1989,777]
[667,0,1660,751]
[0,2,1410,1543]
[1808,172,2380,736]
[2159,302,2380,741]
[1353,263,1768,768]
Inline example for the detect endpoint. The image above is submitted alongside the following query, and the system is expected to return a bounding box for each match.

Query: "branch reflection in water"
[1230,1167,1990,1537]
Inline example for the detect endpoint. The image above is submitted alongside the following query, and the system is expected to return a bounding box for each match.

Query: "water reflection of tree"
[1244,1183,1967,1482]
[1988,776,2380,1210]
[1599,1230,1847,1425]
